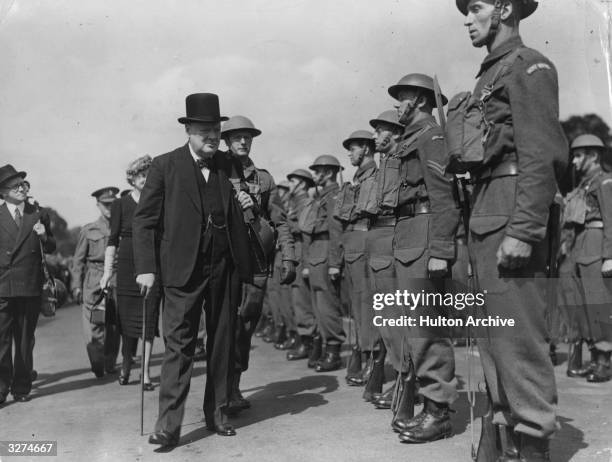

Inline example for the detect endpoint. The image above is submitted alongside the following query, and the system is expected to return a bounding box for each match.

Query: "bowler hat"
[0,164,26,189]
[178,93,228,125]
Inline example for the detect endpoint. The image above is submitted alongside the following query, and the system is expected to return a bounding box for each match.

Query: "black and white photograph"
[1,0,611,461]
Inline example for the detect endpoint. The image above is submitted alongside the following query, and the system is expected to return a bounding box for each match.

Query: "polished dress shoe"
[105,365,117,375]
[143,382,155,391]
[307,334,323,368]
[345,346,362,385]
[315,344,342,372]
[118,370,130,385]
[148,430,178,447]
[399,399,452,443]
[586,350,612,383]
[206,409,236,436]
[276,331,298,351]
[13,394,31,402]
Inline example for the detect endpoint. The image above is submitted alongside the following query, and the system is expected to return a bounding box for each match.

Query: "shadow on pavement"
[551,416,586,462]
[175,375,339,449]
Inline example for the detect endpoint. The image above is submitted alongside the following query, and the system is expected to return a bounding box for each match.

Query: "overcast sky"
[0,0,610,226]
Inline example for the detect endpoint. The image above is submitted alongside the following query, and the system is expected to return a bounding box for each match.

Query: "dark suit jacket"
[133,144,254,287]
[0,203,56,297]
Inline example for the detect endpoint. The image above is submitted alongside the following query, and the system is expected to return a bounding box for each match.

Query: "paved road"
[1,302,611,462]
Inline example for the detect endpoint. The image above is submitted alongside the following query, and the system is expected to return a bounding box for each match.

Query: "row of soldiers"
[229,2,612,461]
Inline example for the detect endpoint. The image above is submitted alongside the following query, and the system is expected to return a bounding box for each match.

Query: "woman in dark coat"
[100,155,160,389]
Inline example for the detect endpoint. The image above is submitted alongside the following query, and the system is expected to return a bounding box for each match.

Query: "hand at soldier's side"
[602,259,612,278]
[237,191,254,210]
[72,288,83,304]
[280,261,296,285]
[328,267,341,282]
[301,268,309,279]
[496,236,532,270]
[136,273,155,295]
[428,257,448,278]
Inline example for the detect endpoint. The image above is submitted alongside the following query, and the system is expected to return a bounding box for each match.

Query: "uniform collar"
[354,160,376,181]
[477,35,524,77]
[242,158,257,180]
[403,114,436,138]
[95,215,110,229]
[319,182,339,198]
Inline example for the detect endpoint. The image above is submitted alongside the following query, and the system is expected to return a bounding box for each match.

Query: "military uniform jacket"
[395,115,458,260]
[70,215,111,306]
[471,36,568,244]
[300,183,342,269]
[242,160,295,262]
[567,168,612,264]
[335,160,378,224]
[0,203,56,297]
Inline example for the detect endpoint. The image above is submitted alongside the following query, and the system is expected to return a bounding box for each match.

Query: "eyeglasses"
[6,182,28,192]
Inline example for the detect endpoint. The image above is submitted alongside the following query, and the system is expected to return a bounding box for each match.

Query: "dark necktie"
[14,208,22,228]
[196,157,212,170]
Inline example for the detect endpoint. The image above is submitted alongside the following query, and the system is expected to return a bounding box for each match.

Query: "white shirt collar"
[5,201,25,217]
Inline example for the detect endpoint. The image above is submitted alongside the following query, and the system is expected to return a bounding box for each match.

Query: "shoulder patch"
[602,178,612,186]
[431,135,444,142]
[526,63,551,75]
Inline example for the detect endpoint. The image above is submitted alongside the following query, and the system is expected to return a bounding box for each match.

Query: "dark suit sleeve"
[133,156,164,275]
[108,198,121,247]
[505,54,569,244]
[40,209,56,254]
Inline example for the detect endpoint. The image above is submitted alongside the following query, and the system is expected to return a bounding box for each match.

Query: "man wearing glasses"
[0,165,55,403]
[71,187,121,379]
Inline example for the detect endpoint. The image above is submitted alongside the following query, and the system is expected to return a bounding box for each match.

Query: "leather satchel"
[39,241,57,317]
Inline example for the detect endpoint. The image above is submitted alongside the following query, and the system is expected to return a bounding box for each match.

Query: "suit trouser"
[470,221,558,439]
[307,239,344,346]
[155,236,239,437]
[342,229,378,351]
[236,273,268,372]
[81,289,120,374]
[0,296,40,397]
[292,239,316,337]
[393,215,457,404]
[366,224,398,366]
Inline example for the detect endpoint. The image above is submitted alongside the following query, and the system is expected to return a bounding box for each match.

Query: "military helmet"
[571,134,605,151]
[342,130,375,150]
[309,155,344,171]
[369,110,404,131]
[388,73,448,105]
[287,168,315,187]
[221,115,262,137]
[456,0,538,19]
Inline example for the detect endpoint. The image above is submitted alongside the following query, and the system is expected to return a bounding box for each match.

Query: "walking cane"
[140,291,149,436]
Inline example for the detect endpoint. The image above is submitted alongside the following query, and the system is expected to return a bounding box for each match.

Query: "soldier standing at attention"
[221,115,296,414]
[564,134,612,383]
[336,130,379,386]
[362,110,404,404]
[453,1,568,459]
[300,156,345,372]
[71,187,121,378]
[386,74,459,444]
[285,169,318,363]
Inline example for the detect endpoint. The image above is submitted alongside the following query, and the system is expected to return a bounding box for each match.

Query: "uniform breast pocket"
[379,157,401,209]
[400,155,423,187]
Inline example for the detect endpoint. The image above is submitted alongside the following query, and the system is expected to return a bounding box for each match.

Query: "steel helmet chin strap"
[487,0,505,41]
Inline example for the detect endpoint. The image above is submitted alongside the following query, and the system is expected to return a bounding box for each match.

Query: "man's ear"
[500,0,515,22]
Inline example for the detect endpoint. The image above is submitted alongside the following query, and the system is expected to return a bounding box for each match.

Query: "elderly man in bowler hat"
[0,165,55,403]
[133,93,256,447]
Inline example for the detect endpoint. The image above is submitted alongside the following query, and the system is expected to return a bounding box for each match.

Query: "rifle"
[433,76,500,462]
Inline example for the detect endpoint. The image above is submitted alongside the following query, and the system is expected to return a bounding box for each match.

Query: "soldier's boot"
[347,350,372,386]
[518,434,551,462]
[287,335,312,361]
[272,324,288,348]
[264,323,284,343]
[227,373,250,415]
[566,340,587,377]
[307,334,323,368]
[391,362,416,433]
[316,344,342,372]
[345,345,362,385]
[255,315,273,338]
[586,349,612,383]
[276,330,297,351]
[496,425,522,461]
[373,371,397,409]
[398,398,452,444]
[363,342,386,402]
